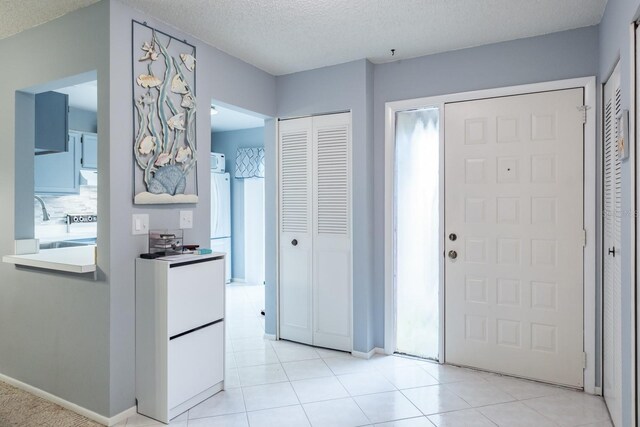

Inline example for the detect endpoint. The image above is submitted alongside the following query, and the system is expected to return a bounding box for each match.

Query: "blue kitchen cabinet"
[35,131,81,194]
[35,91,69,153]
[81,133,98,169]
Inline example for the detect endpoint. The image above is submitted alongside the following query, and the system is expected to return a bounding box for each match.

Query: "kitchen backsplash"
[35,184,97,240]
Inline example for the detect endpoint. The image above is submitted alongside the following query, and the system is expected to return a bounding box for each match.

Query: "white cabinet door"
[444,88,585,387]
[603,62,622,426]
[279,117,314,345]
[167,258,225,336]
[312,113,352,351]
[168,322,224,410]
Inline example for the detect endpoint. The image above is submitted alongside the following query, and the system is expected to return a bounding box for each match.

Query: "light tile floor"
[122,284,613,427]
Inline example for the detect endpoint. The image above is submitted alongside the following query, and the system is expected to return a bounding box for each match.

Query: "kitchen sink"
[40,238,96,250]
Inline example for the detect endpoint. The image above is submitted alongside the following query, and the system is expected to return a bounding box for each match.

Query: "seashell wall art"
[132,21,198,204]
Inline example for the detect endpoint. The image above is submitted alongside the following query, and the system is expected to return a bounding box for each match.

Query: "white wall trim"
[351,347,384,359]
[384,76,598,394]
[274,119,281,341]
[107,407,137,427]
[0,372,136,426]
[230,278,246,283]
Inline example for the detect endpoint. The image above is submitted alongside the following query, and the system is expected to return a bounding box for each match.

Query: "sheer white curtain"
[395,108,439,360]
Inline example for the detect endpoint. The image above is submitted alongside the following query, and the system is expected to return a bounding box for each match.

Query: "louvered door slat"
[315,125,349,236]
[281,130,310,234]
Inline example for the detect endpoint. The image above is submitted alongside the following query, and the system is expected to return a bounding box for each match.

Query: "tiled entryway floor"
[122,284,613,426]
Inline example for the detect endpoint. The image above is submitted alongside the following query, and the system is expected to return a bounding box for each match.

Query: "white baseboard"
[231,278,246,283]
[351,347,384,359]
[108,406,137,426]
[0,372,135,426]
[264,333,276,341]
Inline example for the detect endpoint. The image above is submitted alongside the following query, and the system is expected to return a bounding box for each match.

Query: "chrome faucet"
[34,195,51,221]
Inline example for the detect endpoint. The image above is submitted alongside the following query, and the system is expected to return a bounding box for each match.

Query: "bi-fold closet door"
[278,112,352,352]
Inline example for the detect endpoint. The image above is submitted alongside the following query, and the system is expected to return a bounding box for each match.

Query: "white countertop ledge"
[2,245,96,273]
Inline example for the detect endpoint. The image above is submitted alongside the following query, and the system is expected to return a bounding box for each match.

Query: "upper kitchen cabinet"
[81,133,97,169]
[35,91,69,154]
[35,131,81,194]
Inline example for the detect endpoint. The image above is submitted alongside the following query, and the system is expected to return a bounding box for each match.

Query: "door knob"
[291,239,298,246]
[448,250,458,260]
[609,246,616,257]
[449,233,457,241]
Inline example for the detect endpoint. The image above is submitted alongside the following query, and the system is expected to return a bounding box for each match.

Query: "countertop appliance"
[211,153,225,173]
[211,170,231,283]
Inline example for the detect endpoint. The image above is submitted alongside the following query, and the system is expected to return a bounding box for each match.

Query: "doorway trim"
[384,76,597,394]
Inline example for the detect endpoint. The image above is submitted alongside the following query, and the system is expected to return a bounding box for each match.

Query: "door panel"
[603,62,622,426]
[445,89,584,387]
[312,113,352,351]
[279,118,313,345]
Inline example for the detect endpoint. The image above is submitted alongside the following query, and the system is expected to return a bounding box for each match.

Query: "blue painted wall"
[373,26,600,351]
[69,107,97,133]
[271,27,600,354]
[211,126,265,281]
[274,59,376,352]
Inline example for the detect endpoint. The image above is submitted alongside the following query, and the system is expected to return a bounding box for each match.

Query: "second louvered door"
[278,113,352,351]
[603,62,622,427]
[312,113,352,351]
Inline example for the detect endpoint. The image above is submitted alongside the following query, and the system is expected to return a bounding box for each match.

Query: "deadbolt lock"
[449,233,457,241]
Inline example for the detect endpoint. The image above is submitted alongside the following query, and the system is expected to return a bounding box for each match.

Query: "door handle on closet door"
[291,239,298,246]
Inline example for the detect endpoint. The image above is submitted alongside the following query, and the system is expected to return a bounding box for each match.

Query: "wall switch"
[132,214,149,235]
[180,210,193,229]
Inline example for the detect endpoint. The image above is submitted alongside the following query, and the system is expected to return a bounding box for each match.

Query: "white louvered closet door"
[312,113,352,351]
[278,113,352,352]
[603,62,622,427]
[279,117,314,345]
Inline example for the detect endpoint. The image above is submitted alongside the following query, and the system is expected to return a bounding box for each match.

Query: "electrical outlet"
[132,214,149,235]
[180,210,193,229]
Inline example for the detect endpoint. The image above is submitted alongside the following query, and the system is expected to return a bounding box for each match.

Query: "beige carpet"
[0,380,102,427]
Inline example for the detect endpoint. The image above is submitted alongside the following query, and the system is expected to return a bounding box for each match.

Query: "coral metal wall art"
[132,21,198,204]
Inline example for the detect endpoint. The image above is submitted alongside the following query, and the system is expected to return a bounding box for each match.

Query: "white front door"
[444,88,585,387]
[279,118,314,345]
[603,62,622,426]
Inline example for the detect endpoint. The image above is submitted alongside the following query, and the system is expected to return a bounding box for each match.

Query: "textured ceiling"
[1,0,607,76]
[0,0,99,39]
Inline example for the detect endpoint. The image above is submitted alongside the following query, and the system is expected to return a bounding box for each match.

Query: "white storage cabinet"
[136,254,226,423]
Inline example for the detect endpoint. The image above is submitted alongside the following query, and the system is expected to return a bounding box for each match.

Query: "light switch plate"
[180,210,193,229]
[132,214,149,235]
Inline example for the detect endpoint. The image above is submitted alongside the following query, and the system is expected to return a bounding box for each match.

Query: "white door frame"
[630,20,638,423]
[384,76,598,394]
